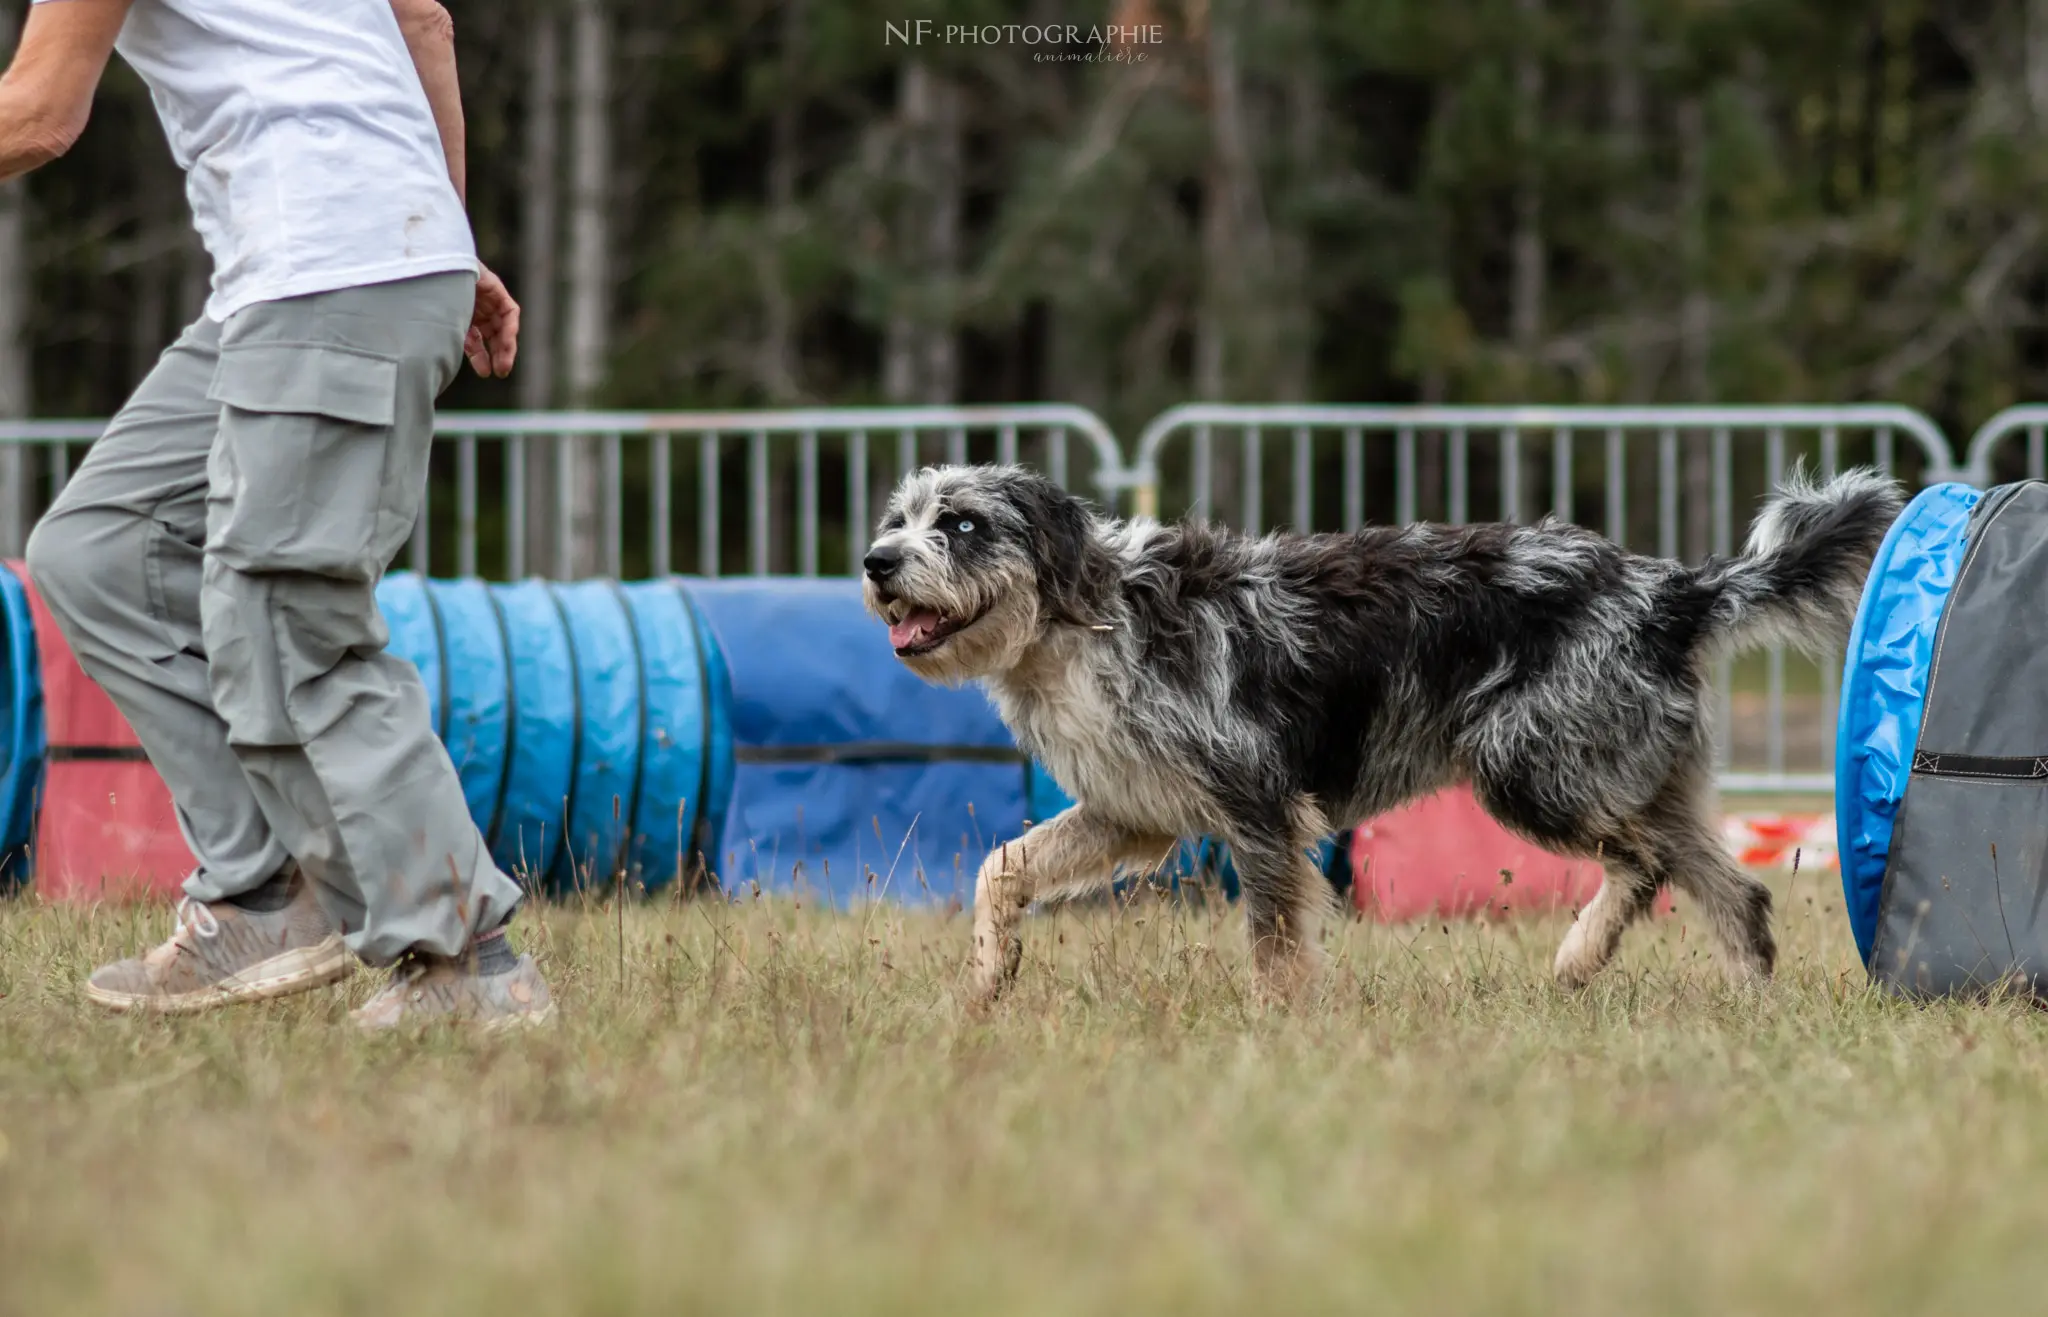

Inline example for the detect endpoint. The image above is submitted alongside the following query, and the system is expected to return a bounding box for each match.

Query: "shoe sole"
[85,936,354,1015]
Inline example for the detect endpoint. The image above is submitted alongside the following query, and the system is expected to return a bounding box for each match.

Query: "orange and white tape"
[1722,812,1835,871]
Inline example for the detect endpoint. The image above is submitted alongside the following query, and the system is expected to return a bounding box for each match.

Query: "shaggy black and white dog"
[862,463,1903,1003]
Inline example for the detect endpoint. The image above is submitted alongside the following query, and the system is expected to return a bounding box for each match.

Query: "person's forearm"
[393,0,465,205]
[0,83,78,182]
[0,0,132,187]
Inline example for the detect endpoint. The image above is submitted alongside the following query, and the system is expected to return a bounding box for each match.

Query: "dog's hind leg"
[971,808,1175,1006]
[1665,841,1775,985]
[1641,760,1774,983]
[1229,798,1340,1004]
[1556,774,1774,989]
[1645,822,1775,986]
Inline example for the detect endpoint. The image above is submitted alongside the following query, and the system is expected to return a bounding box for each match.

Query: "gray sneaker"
[85,868,352,1014]
[350,951,555,1033]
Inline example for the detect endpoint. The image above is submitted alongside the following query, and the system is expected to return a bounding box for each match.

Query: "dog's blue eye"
[956,519,974,534]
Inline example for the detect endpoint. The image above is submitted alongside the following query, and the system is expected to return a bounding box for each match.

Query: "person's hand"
[466,265,519,378]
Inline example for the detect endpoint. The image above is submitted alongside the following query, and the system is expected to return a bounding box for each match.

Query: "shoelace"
[173,895,220,941]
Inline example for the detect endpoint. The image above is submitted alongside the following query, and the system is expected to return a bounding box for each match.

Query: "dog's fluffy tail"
[1698,466,1905,660]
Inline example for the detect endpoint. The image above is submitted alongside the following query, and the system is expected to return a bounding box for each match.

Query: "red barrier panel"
[1350,788,1610,922]
[9,562,194,901]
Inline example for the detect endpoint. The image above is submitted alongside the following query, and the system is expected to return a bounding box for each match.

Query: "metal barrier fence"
[406,407,1122,580]
[1129,405,1962,795]
[11,398,2048,797]
[1129,403,1960,529]
[1963,405,2048,488]
[0,420,107,558]
[0,406,1124,582]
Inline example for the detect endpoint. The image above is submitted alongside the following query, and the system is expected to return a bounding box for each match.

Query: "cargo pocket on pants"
[204,342,404,581]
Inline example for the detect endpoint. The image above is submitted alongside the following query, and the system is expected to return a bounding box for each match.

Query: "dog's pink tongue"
[889,607,943,650]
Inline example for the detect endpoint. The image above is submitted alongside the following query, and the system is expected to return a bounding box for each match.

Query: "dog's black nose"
[863,544,903,580]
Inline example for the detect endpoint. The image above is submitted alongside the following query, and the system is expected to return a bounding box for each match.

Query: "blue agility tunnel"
[376,573,735,895]
[0,562,40,882]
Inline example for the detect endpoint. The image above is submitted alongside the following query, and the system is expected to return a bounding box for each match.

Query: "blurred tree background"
[2,0,2045,568]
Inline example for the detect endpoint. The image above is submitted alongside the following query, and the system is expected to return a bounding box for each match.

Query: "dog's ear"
[1011,473,1114,628]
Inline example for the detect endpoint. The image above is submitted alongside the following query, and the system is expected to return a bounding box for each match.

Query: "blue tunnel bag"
[1834,479,2048,995]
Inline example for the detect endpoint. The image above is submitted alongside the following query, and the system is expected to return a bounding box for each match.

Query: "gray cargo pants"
[24,272,524,966]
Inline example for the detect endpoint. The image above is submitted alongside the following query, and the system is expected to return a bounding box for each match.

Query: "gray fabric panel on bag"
[1871,775,2048,995]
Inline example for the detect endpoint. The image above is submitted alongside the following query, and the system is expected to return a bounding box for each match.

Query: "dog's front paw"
[1551,921,1602,991]
[969,931,1023,1008]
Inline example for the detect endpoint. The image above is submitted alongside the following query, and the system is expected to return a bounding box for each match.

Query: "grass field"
[3,866,2045,1317]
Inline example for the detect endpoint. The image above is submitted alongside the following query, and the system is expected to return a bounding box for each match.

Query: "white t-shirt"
[35,0,479,320]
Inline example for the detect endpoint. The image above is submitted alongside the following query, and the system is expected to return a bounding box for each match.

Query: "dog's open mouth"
[881,599,981,656]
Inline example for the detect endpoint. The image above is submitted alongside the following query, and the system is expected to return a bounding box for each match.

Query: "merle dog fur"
[862,463,1904,1002]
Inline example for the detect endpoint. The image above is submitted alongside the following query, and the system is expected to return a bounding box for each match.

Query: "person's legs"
[45,271,541,1022]
[30,318,352,1013]
[198,271,530,987]
[26,316,294,895]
